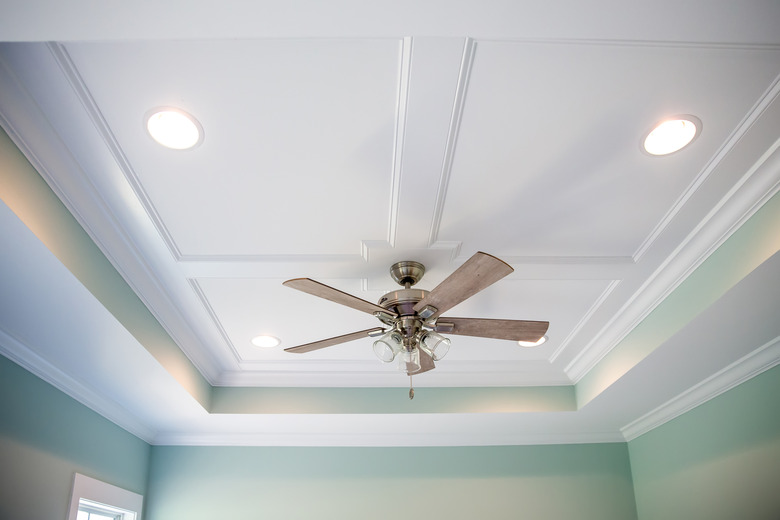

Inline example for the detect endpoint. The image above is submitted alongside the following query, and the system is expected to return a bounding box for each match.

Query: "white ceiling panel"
[195,276,613,368]
[195,276,381,362]
[428,278,615,363]
[441,42,780,258]
[64,39,403,257]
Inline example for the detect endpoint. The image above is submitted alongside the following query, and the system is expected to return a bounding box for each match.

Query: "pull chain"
[409,374,414,400]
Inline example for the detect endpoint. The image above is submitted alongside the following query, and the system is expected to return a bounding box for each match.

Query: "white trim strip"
[427,37,476,247]
[0,329,156,442]
[621,336,780,441]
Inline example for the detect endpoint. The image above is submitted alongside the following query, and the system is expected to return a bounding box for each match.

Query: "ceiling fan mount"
[282,251,550,379]
[388,260,426,287]
[375,260,432,325]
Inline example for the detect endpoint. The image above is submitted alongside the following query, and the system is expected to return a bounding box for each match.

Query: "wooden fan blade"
[434,317,549,342]
[284,327,384,354]
[413,347,436,375]
[413,252,513,320]
[284,278,394,317]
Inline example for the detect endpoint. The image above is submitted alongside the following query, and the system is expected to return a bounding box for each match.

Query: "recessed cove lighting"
[145,107,203,150]
[643,116,701,156]
[518,335,547,348]
[251,335,281,348]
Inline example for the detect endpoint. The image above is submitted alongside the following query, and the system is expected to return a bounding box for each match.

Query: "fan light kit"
[145,107,203,150]
[282,252,549,398]
[643,116,701,156]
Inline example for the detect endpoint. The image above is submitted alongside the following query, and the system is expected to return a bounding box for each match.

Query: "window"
[77,498,135,520]
[68,474,143,520]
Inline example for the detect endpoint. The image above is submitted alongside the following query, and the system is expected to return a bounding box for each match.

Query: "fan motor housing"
[378,288,428,317]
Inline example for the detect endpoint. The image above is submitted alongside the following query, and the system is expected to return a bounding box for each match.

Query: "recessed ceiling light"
[642,116,701,156]
[518,335,547,348]
[251,335,281,348]
[145,107,203,150]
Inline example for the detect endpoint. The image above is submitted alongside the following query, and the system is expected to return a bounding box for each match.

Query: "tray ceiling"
[0,0,779,445]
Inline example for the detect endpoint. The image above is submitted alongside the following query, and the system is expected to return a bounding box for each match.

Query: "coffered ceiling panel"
[65,39,403,257]
[441,42,780,258]
[195,276,612,372]
[195,276,381,363]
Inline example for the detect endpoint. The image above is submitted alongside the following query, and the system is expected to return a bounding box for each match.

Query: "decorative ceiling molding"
[0,329,156,442]
[549,279,621,363]
[49,42,185,261]
[427,37,476,247]
[216,360,573,387]
[0,43,230,381]
[621,336,780,441]
[566,136,780,382]
[385,36,412,248]
[631,71,780,263]
[151,429,625,448]
[188,278,243,364]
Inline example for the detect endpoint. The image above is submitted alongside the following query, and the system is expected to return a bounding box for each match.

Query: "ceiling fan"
[282,252,549,384]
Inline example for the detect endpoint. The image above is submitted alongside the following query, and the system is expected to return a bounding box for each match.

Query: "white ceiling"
[0,0,779,446]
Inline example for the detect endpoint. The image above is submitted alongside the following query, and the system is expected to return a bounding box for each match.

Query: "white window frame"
[67,473,143,520]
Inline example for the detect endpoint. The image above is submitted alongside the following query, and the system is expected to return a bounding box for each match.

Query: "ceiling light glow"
[518,335,547,348]
[251,335,281,348]
[145,108,203,150]
[643,116,700,156]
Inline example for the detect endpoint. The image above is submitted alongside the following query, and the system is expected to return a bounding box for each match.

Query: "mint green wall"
[4,325,779,520]
[146,443,637,520]
[628,364,780,520]
[5,347,780,520]
[0,354,151,519]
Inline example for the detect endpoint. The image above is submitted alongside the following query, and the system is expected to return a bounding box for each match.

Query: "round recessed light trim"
[518,335,547,348]
[251,335,281,348]
[642,115,701,156]
[145,107,203,150]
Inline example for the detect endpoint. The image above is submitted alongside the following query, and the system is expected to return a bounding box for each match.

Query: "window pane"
[77,512,89,520]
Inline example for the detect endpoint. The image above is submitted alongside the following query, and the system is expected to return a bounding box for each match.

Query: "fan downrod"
[389,261,425,287]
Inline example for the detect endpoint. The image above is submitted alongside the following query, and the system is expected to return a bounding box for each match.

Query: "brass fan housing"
[388,261,425,287]
[377,261,429,348]
[377,288,428,317]
[380,261,429,316]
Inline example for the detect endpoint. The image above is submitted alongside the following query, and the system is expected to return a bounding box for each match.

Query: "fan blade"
[413,252,513,320]
[284,278,395,317]
[284,328,384,353]
[413,348,436,375]
[434,317,548,342]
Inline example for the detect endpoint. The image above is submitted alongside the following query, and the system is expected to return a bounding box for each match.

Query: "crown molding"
[0,329,156,443]
[216,360,573,387]
[566,132,780,382]
[621,336,780,441]
[152,429,624,447]
[0,42,230,381]
[550,279,621,363]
